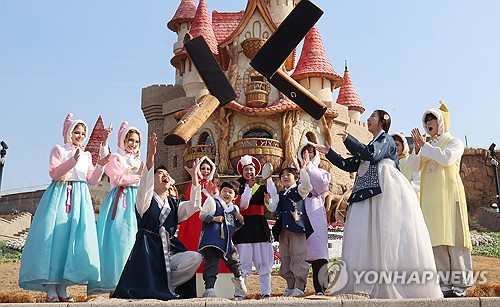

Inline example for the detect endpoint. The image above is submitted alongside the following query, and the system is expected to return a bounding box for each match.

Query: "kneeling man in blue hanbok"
[113,132,203,300]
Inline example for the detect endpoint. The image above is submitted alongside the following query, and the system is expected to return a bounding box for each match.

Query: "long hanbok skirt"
[88,185,138,294]
[19,181,100,291]
[305,196,329,261]
[329,160,442,299]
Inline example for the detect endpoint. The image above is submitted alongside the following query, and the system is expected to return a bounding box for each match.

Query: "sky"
[1,0,500,193]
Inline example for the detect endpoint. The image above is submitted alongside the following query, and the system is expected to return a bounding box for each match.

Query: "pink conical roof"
[167,0,197,32]
[336,64,365,113]
[85,116,106,166]
[188,0,219,55]
[291,26,342,89]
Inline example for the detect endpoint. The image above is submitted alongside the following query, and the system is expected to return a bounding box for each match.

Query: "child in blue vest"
[265,160,313,297]
[198,181,247,299]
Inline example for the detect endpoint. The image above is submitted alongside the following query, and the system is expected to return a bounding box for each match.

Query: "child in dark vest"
[198,181,247,299]
[265,160,313,297]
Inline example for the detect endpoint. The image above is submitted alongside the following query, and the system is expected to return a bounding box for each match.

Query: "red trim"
[241,205,264,216]
[65,182,73,213]
[111,186,125,220]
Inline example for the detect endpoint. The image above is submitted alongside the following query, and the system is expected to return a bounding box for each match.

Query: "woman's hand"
[301,151,310,170]
[315,143,330,154]
[212,216,224,223]
[146,133,157,169]
[411,128,426,154]
[98,154,111,166]
[206,180,217,195]
[73,148,81,161]
[337,129,348,142]
[235,212,244,223]
[101,123,113,146]
[185,158,200,179]
[264,192,270,205]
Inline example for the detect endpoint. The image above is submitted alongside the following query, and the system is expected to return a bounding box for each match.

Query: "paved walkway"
[2,296,499,307]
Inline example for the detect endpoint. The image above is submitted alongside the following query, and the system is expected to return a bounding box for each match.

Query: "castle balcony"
[229,138,283,174]
[245,81,270,108]
[184,144,215,168]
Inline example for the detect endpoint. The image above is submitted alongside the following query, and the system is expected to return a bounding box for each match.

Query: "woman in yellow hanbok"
[409,100,473,298]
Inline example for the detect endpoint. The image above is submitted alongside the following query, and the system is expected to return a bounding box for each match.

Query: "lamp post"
[489,143,500,205]
[0,141,7,196]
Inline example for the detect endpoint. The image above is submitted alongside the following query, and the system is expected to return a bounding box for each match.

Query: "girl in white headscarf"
[391,132,420,197]
[297,142,331,295]
[19,113,110,302]
[88,121,143,295]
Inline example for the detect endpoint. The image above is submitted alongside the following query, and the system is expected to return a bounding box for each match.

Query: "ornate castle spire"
[336,63,365,116]
[167,0,197,32]
[291,26,342,88]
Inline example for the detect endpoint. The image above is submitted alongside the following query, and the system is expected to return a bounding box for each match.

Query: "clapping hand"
[411,128,426,154]
[101,123,113,146]
[98,154,111,166]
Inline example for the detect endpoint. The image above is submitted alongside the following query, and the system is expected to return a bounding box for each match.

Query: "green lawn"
[471,231,500,258]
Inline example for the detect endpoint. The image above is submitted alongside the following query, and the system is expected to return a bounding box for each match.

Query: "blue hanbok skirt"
[18,180,100,291]
[88,185,138,294]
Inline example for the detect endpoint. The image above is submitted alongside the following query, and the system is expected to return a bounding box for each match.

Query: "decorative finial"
[344,59,348,72]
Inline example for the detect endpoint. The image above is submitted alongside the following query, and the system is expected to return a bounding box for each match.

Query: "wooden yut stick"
[164,94,220,145]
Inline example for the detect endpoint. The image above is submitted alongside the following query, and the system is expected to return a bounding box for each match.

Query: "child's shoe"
[202,288,216,298]
[283,288,293,297]
[288,288,304,297]
[232,276,247,296]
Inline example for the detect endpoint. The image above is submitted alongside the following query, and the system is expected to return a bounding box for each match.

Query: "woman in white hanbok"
[316,110,442,299]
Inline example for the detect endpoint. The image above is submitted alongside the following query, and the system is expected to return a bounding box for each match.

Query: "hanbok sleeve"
[407,150,422,172]
[239,184,252,210]
[87,152,105,185]
[266,194,279,213]
[99,144,110,159]
[199,190,216,223]
[136,163,154,217]
[306,163,331,196]
[266,177,277,197]
[106,154,141,186]
[298,169,312,199]
[48,145,76,181]
[419,138,464,167]
[177,184,202,222]
[325,148,360,173]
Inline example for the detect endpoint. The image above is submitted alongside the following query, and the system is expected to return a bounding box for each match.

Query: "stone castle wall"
[461,148,499,215]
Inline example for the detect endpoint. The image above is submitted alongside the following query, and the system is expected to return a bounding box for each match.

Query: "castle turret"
[181,0,218,100]
[85,115,106,166]
[167,0,197,85]
[291,26,342,108]
[336,64,365,120]
[264,0,299,26]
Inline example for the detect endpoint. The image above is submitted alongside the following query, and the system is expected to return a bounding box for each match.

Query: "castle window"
[243,129,272,139]
[198,132,213,146]
[173,155,178,168]
[250,75,265,82]
[305,132,318,143]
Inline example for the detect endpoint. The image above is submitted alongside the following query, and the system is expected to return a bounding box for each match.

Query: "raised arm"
[315,142,360,173]
[199,190,217,223]
[177,158,202,222]
[135,133,156,217]
[420,137,464,167]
